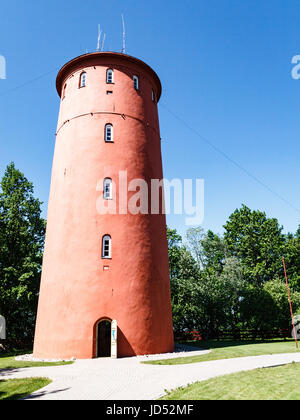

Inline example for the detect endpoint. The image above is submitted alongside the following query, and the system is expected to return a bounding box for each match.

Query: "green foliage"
[185,226,205,267]
[239,285,277,333]
[167,204,300,339]
[283,233,300,290]
[0,378,51,401]
[200,230,227,273]
[167,228,183,280]
[167,228,202,332]
[264,278,300,329]
[0,163,46,340]
[197,268,231,336]
[224,204,285,285]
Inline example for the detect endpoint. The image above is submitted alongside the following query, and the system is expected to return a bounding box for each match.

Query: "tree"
[167,205,300,340]
[186,226,205,268]
[264,278,300,331]
[170,247,203,333]
[239,284,277,337]
[171,227,247,337]
[186,227,227,273]
[167,228,204,333]
[167,228,183,280]
[201,230,227,273]
[197,268,230,337]
[0,163,46,340]
[224,204,285,285]
[240,278,300,337]
[283,233,300,291]
[219,257,246,331]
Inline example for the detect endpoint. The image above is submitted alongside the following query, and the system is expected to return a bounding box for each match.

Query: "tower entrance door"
[97,320,111,357]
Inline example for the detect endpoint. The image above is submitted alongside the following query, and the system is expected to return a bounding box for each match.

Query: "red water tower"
[33,52,174,359]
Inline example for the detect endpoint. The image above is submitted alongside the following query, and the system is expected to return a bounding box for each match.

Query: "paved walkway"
[1,350,300,400]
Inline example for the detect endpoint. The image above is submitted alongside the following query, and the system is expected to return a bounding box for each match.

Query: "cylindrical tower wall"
[34,53,174,359]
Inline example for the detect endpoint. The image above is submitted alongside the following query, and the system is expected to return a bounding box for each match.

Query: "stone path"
[1,350,300,400]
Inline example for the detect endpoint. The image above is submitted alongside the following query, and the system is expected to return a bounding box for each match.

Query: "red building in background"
[33,52,174,359]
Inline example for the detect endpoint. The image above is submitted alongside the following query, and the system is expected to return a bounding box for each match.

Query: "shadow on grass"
[0,380,70,401]
[21,387,70,400]
[0,377,68,401]
[0,368,26,378]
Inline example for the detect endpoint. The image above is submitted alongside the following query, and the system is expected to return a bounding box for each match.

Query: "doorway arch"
[96,319,112,357]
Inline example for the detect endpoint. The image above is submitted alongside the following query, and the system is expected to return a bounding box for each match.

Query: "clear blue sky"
[1,0,300,238]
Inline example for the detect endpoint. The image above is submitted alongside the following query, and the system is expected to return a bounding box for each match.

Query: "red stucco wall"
[33,52,174,359]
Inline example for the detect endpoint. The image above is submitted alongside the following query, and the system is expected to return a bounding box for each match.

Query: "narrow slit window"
[133,75,139,90]
[62,83,67,99]
[105,124,114,142]
[102,235,111,259]
[152,89,156,102]
[107,69,114,84]
[79,72,86,88]
[103,178,112,200]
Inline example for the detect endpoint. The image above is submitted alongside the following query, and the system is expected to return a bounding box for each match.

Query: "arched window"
[79,72,86,88]
[62,83,67,99]
[105,124,113,142]
[102,235,111,259]
[106,69,114,84]
[133,75,139,90]
[103,178,112,200]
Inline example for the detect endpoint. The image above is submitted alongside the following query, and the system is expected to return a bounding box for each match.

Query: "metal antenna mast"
[121,14,126,53]
[97,24,102,51]
[101,33,106,52]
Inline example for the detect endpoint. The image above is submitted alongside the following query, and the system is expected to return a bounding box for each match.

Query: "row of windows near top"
[78,69,140,90]
[62,69,156,101]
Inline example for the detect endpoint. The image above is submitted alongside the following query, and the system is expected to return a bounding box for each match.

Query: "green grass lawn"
[0,352,72,400]
[161,362,300,400]
[143,339,300,365]
[0,353,74,370]
[0,378,51,400]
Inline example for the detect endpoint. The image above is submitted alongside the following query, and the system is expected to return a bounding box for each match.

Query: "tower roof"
[56,52,162,101]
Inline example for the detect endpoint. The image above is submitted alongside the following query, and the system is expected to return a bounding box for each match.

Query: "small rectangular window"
[133,76,139,90]
[102,235,112,259]
[104,178,112,200]
[107,69,114,84]
[105,124,114,142]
